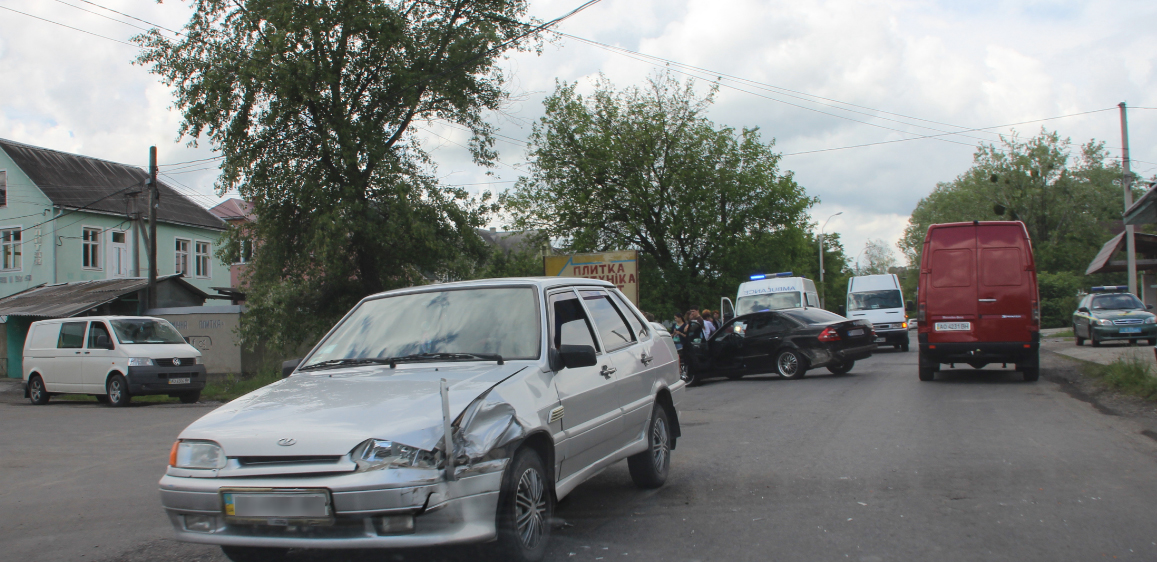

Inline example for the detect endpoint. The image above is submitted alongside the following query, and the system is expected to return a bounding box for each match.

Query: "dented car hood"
[179,363,528,458]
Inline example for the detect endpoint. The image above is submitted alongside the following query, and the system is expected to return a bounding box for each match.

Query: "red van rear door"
[976,224,1032,343]
[926,224,978,342]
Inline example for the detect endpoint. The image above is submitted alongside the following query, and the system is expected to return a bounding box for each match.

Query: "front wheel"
[827,360,854,375]
[106,374,131,407]
[1091,332,1101,347]
[220,547,289,562]
[494,448,553,562]
[28,375,49,405]
[628,405,672,488]
[179,390,201,404]
[775,349,807,379]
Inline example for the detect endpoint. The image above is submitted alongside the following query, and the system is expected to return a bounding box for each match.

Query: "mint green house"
[0,139,230,379]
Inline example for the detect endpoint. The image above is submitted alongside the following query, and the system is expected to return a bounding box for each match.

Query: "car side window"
[57,322,87,349]
[549,291,599,352]
[87,322,112,349]
[580,290,636,352]
[608,290,648,340]
[745,314,791,337]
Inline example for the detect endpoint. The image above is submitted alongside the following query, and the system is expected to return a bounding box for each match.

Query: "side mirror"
[282,358,302,378]
[95,334,113,350]
[558,344,597,369]
[1078,307,1089,313]
[1148,304,1154,310]
[906,300,914,311]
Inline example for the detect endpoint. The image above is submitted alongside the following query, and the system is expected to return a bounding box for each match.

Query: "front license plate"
[168,377,191,385]
[874,337,886,343]
[222,489,333,524]
[847,329,865,336]
[935,322,971,331]
[1120,327,1142,334]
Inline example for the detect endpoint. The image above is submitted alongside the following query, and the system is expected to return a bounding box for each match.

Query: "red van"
[917,221,1040,381]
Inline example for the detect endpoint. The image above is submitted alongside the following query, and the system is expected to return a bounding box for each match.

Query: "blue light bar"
[774,271,793,278]
[1090,285,1129,293]
[750,274,766,280]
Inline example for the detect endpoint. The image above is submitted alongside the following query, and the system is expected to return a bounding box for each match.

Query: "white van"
[846,274,909,351]
[23,316,206,407]
[720,273,820,322]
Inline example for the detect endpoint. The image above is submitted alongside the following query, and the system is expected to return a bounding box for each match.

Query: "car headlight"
[1146,317,1156,325]
[1098,319,1114,326]
[352,439,439,472]
[170,440,226,469]
[128,357,154,366]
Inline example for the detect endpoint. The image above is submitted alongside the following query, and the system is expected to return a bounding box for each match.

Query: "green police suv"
[1072,287,1157,346]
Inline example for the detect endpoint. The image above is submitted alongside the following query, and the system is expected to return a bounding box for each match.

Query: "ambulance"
[720,272,820,322]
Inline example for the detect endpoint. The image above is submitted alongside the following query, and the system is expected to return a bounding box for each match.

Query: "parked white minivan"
[23,316,206,407]
[846,274,909,351]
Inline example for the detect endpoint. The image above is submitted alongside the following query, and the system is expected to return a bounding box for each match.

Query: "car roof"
[364,277,617,300]
[31,315,165,324]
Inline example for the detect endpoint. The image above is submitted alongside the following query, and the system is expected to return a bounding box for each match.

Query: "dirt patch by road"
[1041,348,1157,441]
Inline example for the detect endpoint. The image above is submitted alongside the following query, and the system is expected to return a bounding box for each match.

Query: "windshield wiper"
[387,352,504,367]
[298,358,395,371]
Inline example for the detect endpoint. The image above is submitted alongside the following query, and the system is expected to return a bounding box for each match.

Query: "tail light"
[818,326,841,342]
[1031,300,1040,327]
[917,303,926,323]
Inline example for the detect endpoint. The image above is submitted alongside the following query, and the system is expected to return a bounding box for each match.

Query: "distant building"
[208,198,254,303]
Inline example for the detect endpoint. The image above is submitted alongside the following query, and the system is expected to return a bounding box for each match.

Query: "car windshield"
[302,287,540,368]
[781,308,847,325]
[736,291,801,314]
[109,319,187,344]
[848,290,904,311]
[1091,294,1145,310]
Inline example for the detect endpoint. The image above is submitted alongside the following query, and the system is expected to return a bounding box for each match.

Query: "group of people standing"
[670,308,723,368]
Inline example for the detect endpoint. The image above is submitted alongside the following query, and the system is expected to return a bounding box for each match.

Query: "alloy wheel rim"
[109,381,121,403]
[779,353,798,376]
[514,467,547,549]
[679,362,690,382]
[30,379,42,401]
[652,417,669,471]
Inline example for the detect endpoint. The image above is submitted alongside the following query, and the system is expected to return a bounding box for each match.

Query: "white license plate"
[1120,327,1142,334]
[168,377,191,385]
[935,322,971,331]
[222,490,332,520]
[847,329,865,336]
[874,337,886,343]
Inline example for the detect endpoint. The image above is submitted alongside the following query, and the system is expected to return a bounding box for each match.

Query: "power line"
[72,0,182,35]
[0,5,134,46]
[52,0,154,34]
[161,155,225,167]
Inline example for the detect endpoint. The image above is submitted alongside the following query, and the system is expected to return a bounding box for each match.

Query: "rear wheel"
[827,360,854,375]
[495,447,553,562]
[918,351,936,382]
[220,546,289,562]
[1019,351,1040,382]
[106,374,131,407]
[628,405,672,488]
[775,349,807,379]
[28,375,49,405]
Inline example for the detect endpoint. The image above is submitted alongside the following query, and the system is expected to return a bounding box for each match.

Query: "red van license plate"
[935,322,971,331]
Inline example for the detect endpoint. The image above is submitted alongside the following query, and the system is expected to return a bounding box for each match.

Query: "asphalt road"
[4,347,1157,562]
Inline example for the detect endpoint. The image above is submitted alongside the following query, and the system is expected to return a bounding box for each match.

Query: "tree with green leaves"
[856,239,898,276]
[504,71,820,315]
[136,0,541,349]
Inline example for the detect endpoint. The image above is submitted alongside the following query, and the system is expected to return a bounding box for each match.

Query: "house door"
[108,231,129,278]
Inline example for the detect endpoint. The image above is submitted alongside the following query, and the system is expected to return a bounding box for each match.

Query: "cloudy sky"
[1,0,1155,266]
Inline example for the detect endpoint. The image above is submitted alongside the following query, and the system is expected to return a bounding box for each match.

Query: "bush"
[1088,355,1157,401]
[1037,271,1085,329]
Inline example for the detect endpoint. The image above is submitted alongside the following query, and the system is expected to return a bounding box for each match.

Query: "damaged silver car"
[159,278,684,562]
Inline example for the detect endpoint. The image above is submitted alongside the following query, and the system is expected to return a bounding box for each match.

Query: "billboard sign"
[544,250,639,305]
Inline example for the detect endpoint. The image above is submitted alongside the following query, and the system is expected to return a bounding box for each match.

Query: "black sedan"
[684,308,876,385]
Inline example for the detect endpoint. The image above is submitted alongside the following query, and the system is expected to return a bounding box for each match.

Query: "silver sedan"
[159,278,684,562]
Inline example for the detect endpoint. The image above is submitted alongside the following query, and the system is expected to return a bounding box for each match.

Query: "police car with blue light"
[1071,286,1157,346]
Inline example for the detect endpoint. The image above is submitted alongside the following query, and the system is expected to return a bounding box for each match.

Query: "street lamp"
[819,211,843,309]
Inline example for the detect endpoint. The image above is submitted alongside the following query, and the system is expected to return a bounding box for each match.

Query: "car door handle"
[979,299,997,302]
[600,366,617,378]
[640,353,653,366]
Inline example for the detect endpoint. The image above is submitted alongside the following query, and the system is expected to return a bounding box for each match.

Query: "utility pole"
[1120,103,1137,296]
[819,211,842,309]
[147,146,158,309]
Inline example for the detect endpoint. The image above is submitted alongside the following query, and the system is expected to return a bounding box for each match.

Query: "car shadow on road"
[931,368,1032,384]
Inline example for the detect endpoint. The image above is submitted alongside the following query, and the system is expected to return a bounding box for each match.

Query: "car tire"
[900,343,910,352]
[495,447,553,562]
[775,349,807,379]
[918,351,936,382]
[28,375,49,405]
[179,390,201,404]
[106,374,132,407]
[827,360,854,375]
[628,405,672,489]
[220,546,290,562]
[1018,351,1040,382]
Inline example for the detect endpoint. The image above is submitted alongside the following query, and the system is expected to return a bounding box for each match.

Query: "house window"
[239,239,252,264]
[0,171,7,207]
[175,238,190,275]
[195,241,211,278]
[0,228,20,271]
[82,227,101,269]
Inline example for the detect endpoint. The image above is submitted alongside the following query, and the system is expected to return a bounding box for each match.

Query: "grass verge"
[1048,330,1075,339]
[1086,354,1157,401]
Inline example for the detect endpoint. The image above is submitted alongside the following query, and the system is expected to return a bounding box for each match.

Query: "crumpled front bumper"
[159,464,505,549]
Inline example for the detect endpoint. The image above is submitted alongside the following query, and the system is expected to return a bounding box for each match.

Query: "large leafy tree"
[505,72,819,315]
[136,0,539,349]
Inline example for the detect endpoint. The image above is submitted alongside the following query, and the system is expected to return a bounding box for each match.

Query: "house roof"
[0,275,209,318]
[1085,231,1157,275]
[209,198,254,222]
[0,138,225,231]
[476,228,547,253]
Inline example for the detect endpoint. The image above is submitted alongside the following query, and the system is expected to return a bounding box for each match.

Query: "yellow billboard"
[544,250,639,305]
